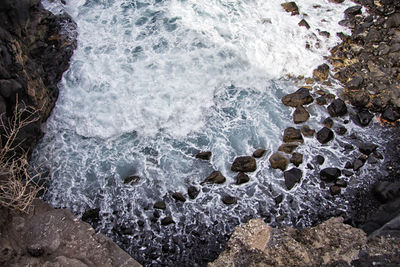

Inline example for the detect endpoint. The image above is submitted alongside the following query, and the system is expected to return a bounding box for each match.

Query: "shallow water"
[33,0,388,265]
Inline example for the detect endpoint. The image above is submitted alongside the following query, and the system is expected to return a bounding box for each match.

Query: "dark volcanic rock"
[283,127,303,143]
[195,151,212,160]
[221,195,237,205]
[278,143,298,154]
[301,125,315,137]
[82,208,100,223]
[124,175,140,185]
[172,192,186,202]
[316,127,334,144]
[188,186,199,199]
[269,153,288,171]
[202,171,226,184]
[236,172,250,185]
[253,148,266,158]
[344,5,362,18]
[350,90,369,107]
[281,2,299,16]
[357,109,374,126]
[281,88,313,107]
[154,201,166,210]
[342,170,353,177]
[353,159,365,171]
[382,107,398,122]
[322,117,334,128]
[274,194,283,205]
[231,156,257,172]
[293,106,310,124]
[161,217,175,225]
[290,152,303,167]
[358,143,378,155]
[327,99,347,117]
[315,155,325,165]
[335,126,347,135]
[284,168,302,190]
[320,168,341,182]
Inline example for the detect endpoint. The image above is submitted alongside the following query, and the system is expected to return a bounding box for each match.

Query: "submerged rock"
[231,156,257,172]
[283,127,303,143]
[202,171,226,184]
[269,152,288,171]
[188,186,199,199]
[283,168,302,190]
[281,88,313,107]
[124,175,140,185]
[195,151,212,160]
[316,127,334,144]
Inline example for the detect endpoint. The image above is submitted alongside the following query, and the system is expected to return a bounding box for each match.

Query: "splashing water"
[33,0,386,265]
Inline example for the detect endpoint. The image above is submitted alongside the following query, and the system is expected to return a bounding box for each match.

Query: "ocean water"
[34,0,385,265]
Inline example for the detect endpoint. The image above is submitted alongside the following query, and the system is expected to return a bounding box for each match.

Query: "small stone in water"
[161,217,175,225]
[236,172,250,185]
[221,195,237,205]
[154,201,166,210]
[188,186,199,199]
[195,151,212,160]
[253,148,266,158]
[172,192,186,202]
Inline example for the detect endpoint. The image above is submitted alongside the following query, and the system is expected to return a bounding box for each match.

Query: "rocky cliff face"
[0,0,76,153]
[210,217,400,267]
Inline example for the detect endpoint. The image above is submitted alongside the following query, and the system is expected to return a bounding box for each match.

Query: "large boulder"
[284,168,302,190]
[327,99,347,117]
[231,156,257,172]
[201,171,226,184]
[283,127,303,143]
[269,153,288,171]
[281,88,313,107]
[316,127,334,144]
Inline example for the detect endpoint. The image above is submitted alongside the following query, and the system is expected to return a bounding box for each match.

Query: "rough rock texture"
[209,217,400,267]
[0,199,141,267]
[0,0,77,155]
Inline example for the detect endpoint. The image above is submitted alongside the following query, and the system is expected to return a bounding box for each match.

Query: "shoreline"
[1,0,400,266]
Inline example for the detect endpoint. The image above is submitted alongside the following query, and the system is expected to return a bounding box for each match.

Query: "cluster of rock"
[209,217,400,267]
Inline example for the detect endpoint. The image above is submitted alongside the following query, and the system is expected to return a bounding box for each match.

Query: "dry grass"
[0,100,45,213]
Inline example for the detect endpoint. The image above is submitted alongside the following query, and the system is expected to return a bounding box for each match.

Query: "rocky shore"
[1,0,400,266]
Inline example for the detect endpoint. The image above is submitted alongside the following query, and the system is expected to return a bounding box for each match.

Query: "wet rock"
[353,159,365,171]
[327,99,347,117]
[357,109,374,126]
[290,152,303,167]
[202,171,226,184]
[335,126,347,135]
[236,172,250,185]
[346,76,363,90]
[269,152,288,171]
[281,88,313,107]
[231,156,257,172]
[298,19,310,29]
[188,186,199,199]
[350,90,369,108]
[358,143,378,155]
[274,195,283,205]
[313,64,330,81]
[293,106,310,124]
[253,148,266,158]
[342,170,353,177]
[316,96,327,105]
[345,161,353,169]
[154,201,166,210]
[284,168,302,190]
[221,195,237,205]
[320,168,341,182]
[195,151,212,160]
[301,125,315,137]
[322,117,334,128]
[161,217,175,226]
[283,127,303,143]
[123,175,140,185]
[278,143,298,154]
[316,127,334,144]
[172,192,186,202]
[281,2,299,16]
[330,185,341,195]
[315,155,325,165]
[344,5,362,19]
